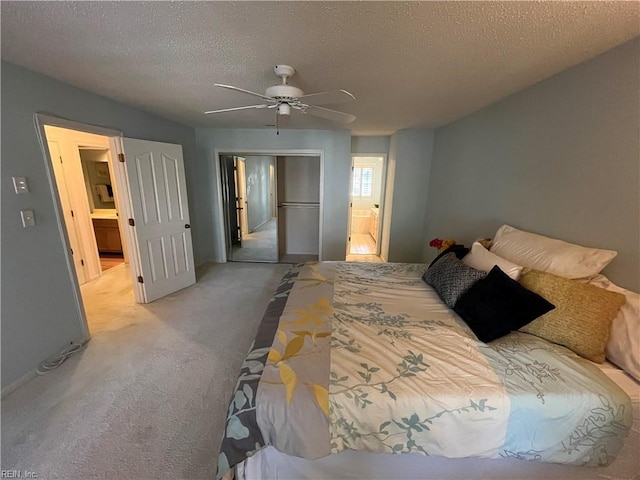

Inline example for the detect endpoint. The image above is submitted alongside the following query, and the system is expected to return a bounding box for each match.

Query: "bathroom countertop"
[91,212,118,220]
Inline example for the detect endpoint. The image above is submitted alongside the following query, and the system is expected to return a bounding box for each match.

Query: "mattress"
[241,365,640,479]
[219,262,634,479]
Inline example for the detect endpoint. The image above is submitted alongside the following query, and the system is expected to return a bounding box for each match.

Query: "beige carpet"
[231,218,278,262]
[1,262,290,480]
[80,263,136,334]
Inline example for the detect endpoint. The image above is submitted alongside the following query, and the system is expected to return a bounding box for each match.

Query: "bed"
[217,226,639,480]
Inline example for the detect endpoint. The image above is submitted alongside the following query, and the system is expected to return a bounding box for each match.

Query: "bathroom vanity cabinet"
[92,217,122,253]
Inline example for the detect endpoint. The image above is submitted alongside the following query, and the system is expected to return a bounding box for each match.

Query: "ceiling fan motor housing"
[265,84,303,101]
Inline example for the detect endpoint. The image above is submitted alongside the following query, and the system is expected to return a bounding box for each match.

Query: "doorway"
[44,125,133,334]
[79,148,125,272]
[37,114,197,337]
[347,155,386,258]
[220,155,279,262]
[217,151,323,264]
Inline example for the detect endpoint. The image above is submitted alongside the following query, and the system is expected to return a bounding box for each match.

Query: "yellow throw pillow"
[518,268,626,362]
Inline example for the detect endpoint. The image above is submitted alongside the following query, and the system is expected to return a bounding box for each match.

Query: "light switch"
[13,176,29,194]
[20,210,35,228]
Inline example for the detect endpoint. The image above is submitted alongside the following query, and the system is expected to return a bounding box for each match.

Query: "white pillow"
[462,241,523,280]
[589,274,640,382]
[490,224,617,280]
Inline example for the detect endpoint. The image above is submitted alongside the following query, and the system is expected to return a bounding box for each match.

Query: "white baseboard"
[1,370,38,399]
[2,337,90,398]
[251,217,271,232]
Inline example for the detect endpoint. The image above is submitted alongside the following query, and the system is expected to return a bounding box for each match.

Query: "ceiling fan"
[205,65,356,130]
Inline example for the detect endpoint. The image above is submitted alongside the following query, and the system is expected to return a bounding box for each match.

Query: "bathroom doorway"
[38,114,197,338]
[44,125,132,334]
[347,155,386,258]
[44,126,128,283]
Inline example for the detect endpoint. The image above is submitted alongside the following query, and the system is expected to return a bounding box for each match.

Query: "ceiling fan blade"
[214,84,275,102]
[297,89,355,105]
[205,104,271,115]
[303,104,356,123]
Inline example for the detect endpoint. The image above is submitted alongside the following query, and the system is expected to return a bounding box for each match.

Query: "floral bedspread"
[217,262,631,479]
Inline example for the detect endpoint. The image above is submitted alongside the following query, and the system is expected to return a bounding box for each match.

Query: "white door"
[48,139,88,284]
[235,157,249,238]
[122,138,196,303]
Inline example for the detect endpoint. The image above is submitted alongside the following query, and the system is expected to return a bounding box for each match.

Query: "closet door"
[277,156,320,260]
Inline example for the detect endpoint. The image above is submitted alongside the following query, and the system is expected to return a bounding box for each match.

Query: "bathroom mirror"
[79,148,115,212]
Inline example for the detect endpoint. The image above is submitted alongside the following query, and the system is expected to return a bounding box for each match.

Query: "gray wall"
[351,135,390,155]
[244,156,273,231]
[384,129,435,263]
[1,61,197,390]
[423,38,640,291]
[194,128,352,262]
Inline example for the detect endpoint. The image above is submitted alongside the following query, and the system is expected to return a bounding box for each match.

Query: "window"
[352,164,374,197]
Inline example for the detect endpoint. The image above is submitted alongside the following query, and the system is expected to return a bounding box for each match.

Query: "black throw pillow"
[453,266,555,343]
[423,253,486,308]
[428,244,469,268]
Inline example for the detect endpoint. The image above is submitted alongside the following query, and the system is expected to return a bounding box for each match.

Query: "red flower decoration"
[429,238,443,249]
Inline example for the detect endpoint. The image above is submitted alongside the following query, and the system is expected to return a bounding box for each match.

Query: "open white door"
[121,138,195,303]
[47,139,88,284]
[235,157,249,238]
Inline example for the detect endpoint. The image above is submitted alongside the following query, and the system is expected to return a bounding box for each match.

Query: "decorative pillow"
[422,253,486,309]
[589,274,640,381]
[490,224,617,280]
[518,269,626,363]
[463,241,523,280]
[428,244,469,268]
[454,266,555,343]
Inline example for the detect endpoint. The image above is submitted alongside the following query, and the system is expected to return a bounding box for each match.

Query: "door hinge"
[70,248,74,255]
[128,218,135,226]
[118,153,125,163]
[137,275,144,284]
[80,259,85,266]
[70,210,74,217]
[59,156,63,164]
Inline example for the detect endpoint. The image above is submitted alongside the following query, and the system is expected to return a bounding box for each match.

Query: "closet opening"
[219,155,278,262]
[216,150,323,264]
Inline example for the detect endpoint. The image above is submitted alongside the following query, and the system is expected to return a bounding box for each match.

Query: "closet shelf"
[279,202,320,208]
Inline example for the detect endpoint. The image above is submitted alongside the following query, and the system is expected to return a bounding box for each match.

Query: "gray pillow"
[422,253,486,308]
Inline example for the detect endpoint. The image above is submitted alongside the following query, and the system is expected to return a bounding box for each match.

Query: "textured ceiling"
[2,1,639,134]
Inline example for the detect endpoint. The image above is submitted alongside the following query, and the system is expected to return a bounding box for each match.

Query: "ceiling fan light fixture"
[277,104,291,116]
[205,65,356,125]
